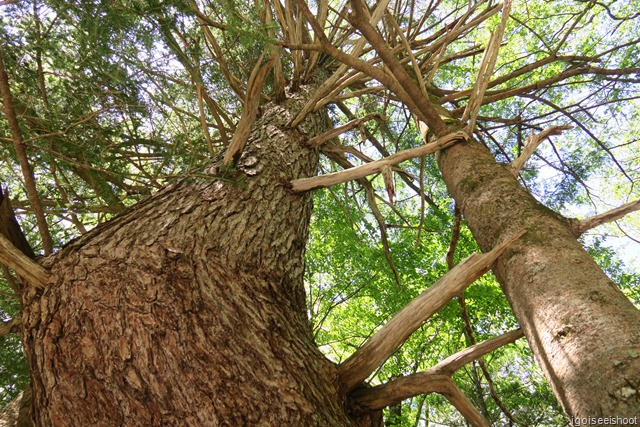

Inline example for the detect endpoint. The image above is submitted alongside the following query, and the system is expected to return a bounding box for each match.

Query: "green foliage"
[0,277,28,406]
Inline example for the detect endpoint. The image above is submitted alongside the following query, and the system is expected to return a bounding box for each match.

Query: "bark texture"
[20,84,360,426]
[437,138,640,417]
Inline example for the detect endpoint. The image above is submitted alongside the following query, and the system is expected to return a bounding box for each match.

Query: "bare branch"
[462,1,511,131]
[510,125,573,174]
[305,113,383,148]
[0,234,49,288]
[431,329,524,375]
[338,230,526,391]
[444,380,492,427]
[351,373,452,410]
[348,0,449,137]
[350,329,523,410]
[0,317,20,338]
[291,130,469,192]
[223,54,274,166]
[350,329,523,426]
[572,200,640,236]
[364,183,401,288]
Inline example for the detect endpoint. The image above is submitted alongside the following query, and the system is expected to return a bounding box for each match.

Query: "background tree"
[1,0,639,425]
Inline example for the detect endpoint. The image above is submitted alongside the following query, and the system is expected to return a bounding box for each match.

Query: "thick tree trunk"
[437,138,640,417]
[19,84,361,426]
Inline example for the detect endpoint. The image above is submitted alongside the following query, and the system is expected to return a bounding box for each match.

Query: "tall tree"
[1,0,639,424]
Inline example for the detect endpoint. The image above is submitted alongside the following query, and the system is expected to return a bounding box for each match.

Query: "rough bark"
[19,83,366,426]
[437,138,640,417]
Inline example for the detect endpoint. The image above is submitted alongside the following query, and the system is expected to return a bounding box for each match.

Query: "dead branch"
[305,113,383,148]
[0,234,49,288]
[322,148,401,288]
[571,200,640,236]
[223,54,274,166]
[364,183,401,288]
[462,0,511,132]
[338,230,525,391]
[0,316,20,337]
[348,0,449,137]
[291,130,469,192]
[510,125,573,174]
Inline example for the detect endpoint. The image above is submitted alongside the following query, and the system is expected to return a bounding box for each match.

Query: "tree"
[1,0,639,424]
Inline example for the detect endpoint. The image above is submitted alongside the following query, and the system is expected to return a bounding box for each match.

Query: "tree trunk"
[437,137,640,417]
[19,83,361,426]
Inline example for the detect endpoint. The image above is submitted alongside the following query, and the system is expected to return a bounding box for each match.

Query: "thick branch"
[0,234,49,288]
[571,200,640,236]
[444,380,492,427]
[291,130,468,192]
[431,329,524,375]
[510,125,573,174]
[338,230,525,391]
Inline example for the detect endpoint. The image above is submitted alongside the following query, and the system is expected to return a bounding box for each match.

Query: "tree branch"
[305,113,383,148]
[0,234,49,288]
[338,230,525,391]
[443,379,492,427]
[348,0,449,137]
[510,125,573,174]
[0,44,53,254]
[290,0,392,128]
[430,329,524,375]
[461,0,511,131]
[350,330,523,426]
[223,53,274,166]
[571,200,640,236]
[291,130,468,192]
[0,316,20,337]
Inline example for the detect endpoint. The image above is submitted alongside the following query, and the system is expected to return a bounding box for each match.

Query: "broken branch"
[510,125,573,174]
[461,0,511,132]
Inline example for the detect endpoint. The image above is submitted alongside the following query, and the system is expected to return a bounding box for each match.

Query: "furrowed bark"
[437,137,640,416]
[20,82,369,426]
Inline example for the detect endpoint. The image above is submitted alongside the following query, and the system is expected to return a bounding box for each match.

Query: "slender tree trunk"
[437,137,640,417]
[19,83,363,426]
